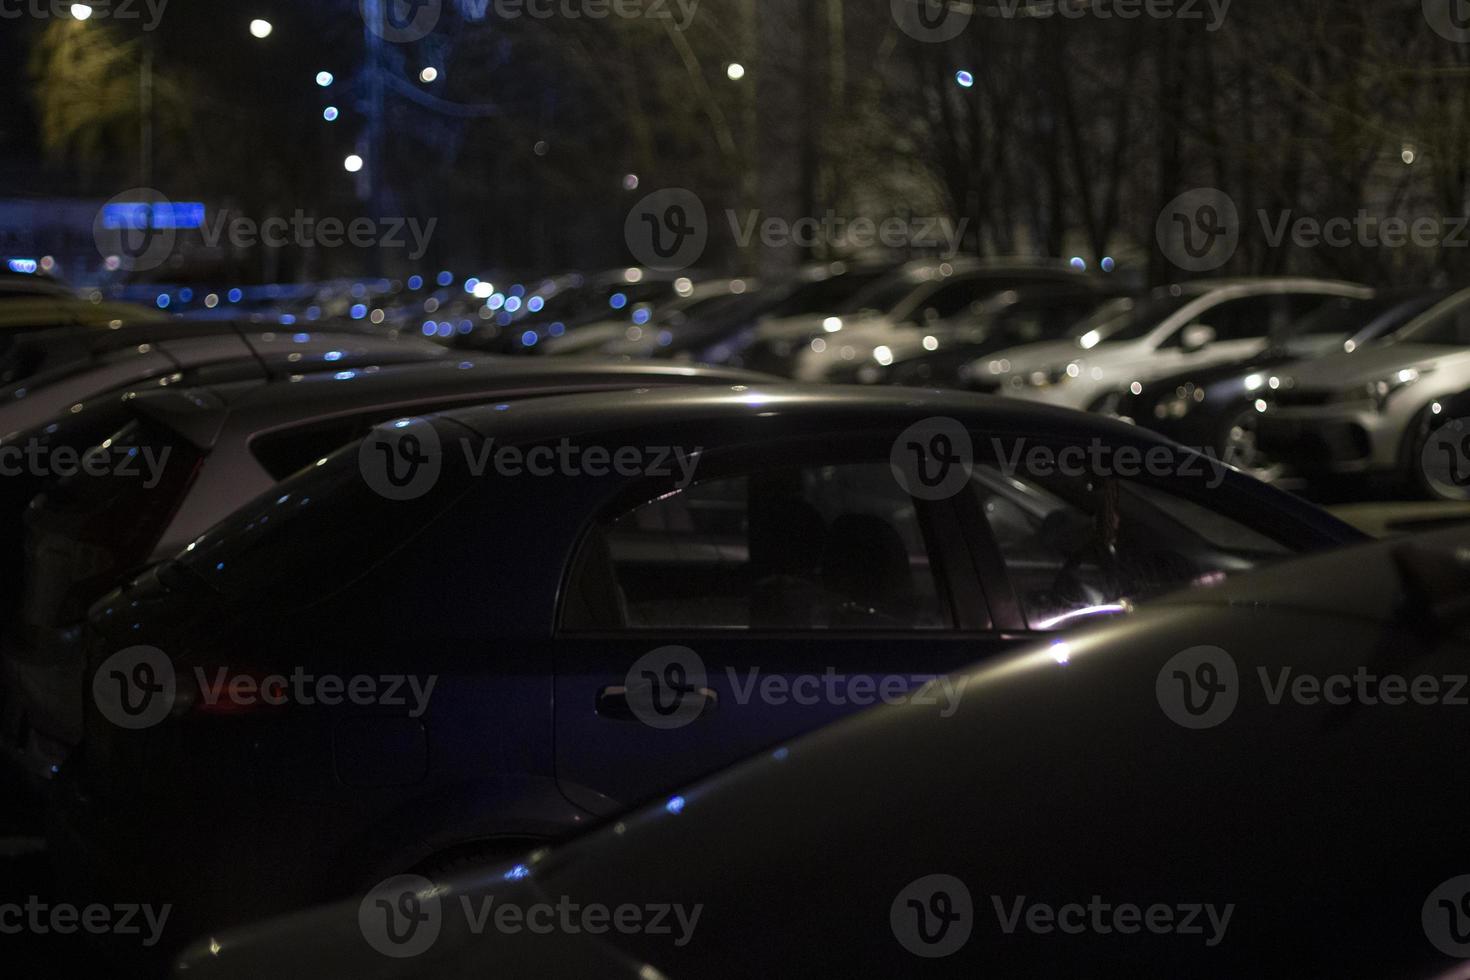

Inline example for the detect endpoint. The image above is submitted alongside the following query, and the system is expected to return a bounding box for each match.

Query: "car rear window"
[21,415,205,626]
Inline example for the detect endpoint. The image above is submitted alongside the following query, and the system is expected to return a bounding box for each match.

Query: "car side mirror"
[1181,324,1217,353]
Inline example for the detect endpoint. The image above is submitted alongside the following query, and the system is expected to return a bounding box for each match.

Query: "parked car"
[173,525,1470,979]
[539,279,760,357]
[0,329,446,438]
[728,258,1094,378]
[977,278,1374,412]
[0,361,771,786]
[1116,288,1449,478]
[53,385,1360,954]
[1256,287,1470,498]
[823,281,1135,387]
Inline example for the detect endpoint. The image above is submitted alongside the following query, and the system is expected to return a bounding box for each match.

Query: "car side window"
[565,463,954,631]
[1166,295,1282,345]
[971,463,1290,631]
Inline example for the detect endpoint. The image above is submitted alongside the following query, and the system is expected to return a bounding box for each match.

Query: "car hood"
[1282,343,1470,391]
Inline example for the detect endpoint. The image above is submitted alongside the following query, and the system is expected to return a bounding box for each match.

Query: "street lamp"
[316,71,334,87]
[344,154,364,173]
[250,19,273,39]
[726,63,746,81]
[70,3,93,20]
[419,67,439,83]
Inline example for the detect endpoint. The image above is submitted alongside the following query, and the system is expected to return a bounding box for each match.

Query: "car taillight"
[180,664,288,717]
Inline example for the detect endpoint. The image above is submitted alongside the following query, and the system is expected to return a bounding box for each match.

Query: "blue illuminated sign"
[101,202,206,231]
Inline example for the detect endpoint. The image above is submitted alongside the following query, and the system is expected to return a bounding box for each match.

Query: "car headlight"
[1338,367,1430,410]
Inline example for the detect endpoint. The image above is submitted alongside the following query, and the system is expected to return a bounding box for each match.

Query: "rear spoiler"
[122,387,231,451]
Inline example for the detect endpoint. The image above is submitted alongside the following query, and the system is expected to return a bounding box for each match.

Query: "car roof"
[126,358,781,449]
[434,381,1147,443]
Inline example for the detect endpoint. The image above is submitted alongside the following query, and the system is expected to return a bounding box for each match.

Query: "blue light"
[956,70,975,88]
[316,70,334,87]
[505,296,522,313]
[436,271,453,287]
[407,275,424,290]
[665,795,686,815]
[527,296,544,313]
[486,293,505,311]
[657,330,672,346]
[334,370,356,380]
[548,321,565,337]
[279,313,297,325]
[496,311,513,327]
[1101,256,1116,272]
[464,277,479,293]
[509,284,525,297]
[1069,257,1087,271]
[436,322,454,338]
[772,746,789,761]
[179,287,194,302]
[457,319,472,334]
[503,864,530,881]
[306,305,321,319]
[323,106,339,122]
[324,350,343,362]
[293,332,310,342]
[156,293,170,309]
[609,292,628,310]
[520,330,539,347]
[632,308,652,325]
[350,303,368,319]
[6,258,37,274]
[422,321,437,336]
[227,288,243,303]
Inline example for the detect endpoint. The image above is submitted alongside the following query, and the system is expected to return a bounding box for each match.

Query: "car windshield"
[1390,293,1470,345]
[1068,293,1195,344]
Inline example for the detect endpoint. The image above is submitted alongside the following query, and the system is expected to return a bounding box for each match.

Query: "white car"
[735,258,1090,379]
[1256,286,1470,496]
[978,278,1373,412]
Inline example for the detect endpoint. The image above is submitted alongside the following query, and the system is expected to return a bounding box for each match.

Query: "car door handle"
[595,685,719,722]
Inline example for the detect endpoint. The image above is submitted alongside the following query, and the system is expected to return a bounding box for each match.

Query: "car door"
[551,441,1012,816]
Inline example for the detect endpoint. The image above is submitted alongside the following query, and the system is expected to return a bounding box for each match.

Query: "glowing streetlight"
[419,67,439,83]
[726,63,746,81]
[249,19,273,39]
[71,3,93,20]
[323,106,339,122]
[316,71,334,87]
[344,154,364,173]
